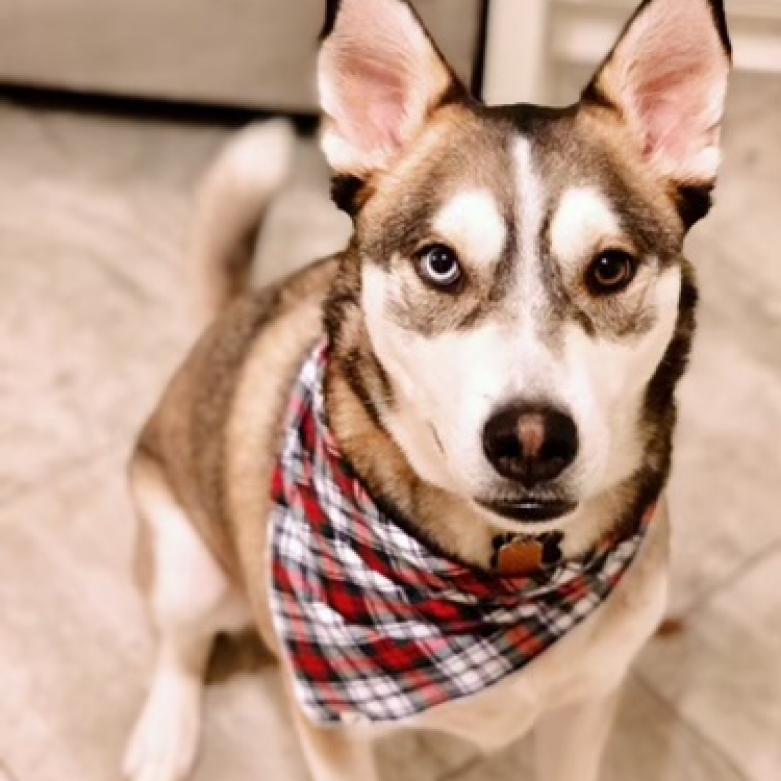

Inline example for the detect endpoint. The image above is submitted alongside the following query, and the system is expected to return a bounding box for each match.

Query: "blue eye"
[417,244,463,290]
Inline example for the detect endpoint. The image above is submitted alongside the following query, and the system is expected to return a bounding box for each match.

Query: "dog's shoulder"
[134,257,338,579]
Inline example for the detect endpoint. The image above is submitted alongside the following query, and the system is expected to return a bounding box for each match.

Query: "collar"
[491,530,564,576]
[269,341,655,725]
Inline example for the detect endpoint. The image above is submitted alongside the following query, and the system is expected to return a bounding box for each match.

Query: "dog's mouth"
[477,498,578,523]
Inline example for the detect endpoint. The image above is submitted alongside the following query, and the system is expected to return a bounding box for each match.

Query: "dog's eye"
[417,244,463,291]
[586,250,637,295]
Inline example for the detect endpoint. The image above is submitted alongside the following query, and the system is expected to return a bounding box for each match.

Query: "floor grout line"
[678,538,781,621]
[632,672,751,781]
[0,441,121,516]
[0,757,20,781]
[435,755,487,781]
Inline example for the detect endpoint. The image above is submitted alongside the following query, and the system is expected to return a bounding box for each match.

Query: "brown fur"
[132,258,338,642]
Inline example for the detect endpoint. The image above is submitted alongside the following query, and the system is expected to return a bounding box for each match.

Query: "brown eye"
[586,250,637,295]
[417,244,463,290]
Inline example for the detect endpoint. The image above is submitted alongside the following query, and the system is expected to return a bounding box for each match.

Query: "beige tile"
[605,677,747,781]
[652,74,781,615]
[0,450,308,781]
[443,677,744,781]
[195,673,310,781]
[0,192,189,500]
[378,731,477,781]
[0,109,218,501]
[638,549,781,781]
[437,738,533,781]
[666,325,781,614]
[0,455,148,781]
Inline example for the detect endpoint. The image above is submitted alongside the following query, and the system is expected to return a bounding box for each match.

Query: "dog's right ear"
[581,0,731,226]
[318,0,462,178]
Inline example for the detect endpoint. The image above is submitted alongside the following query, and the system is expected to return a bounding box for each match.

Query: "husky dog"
[122,1,732,779]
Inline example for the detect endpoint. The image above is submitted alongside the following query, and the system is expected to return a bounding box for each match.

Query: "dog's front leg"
[533,687,621,781]
[287,688,380,781]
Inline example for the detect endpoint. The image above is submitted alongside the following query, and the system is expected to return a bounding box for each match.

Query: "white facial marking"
[362,263,463,490]
[514,136,547,329]
[432,189,506,267]
[551,186,622,266]
[363,260,519,492]
[558,265,682,489]
[509,136,570,402]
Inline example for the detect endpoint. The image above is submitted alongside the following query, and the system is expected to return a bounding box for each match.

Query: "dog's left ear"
[582,0,731,224]
[318,0,462,178]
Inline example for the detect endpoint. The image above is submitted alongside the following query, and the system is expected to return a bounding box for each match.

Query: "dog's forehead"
[416,109,621,262]
[492,103,682,256]
[360,106,513,258]
[363,102,677,271]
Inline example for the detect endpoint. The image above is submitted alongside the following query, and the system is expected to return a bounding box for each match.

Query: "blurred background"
[1,1,779,780]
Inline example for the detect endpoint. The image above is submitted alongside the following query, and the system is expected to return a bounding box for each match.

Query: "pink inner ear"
[339,54,409,154]
[319,0,456,172]
[637,66,716,163]
[617,2,728,177]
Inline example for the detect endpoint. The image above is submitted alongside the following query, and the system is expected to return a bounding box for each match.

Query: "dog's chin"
[476,497,579,525]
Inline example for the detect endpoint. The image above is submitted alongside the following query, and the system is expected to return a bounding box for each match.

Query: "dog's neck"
[324,346,659,570]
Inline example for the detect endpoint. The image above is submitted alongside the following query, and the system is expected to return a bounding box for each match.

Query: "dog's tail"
[189,118,295,325]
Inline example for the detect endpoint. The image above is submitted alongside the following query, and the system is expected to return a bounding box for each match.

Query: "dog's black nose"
[482,404,578,487]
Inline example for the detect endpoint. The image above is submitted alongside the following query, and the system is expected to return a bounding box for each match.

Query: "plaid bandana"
[269,342,653,726]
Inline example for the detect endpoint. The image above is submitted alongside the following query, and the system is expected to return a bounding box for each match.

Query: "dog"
[122,1,732,779]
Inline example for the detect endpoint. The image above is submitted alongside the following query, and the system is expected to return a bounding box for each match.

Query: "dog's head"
[319,0,731,531]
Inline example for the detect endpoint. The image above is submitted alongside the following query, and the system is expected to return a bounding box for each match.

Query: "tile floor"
[1,73,780,781]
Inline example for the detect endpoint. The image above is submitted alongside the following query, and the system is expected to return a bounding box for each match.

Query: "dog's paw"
[123,671,201,781]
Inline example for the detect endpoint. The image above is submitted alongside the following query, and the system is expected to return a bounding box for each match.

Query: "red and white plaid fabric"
[269,342,653,725]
